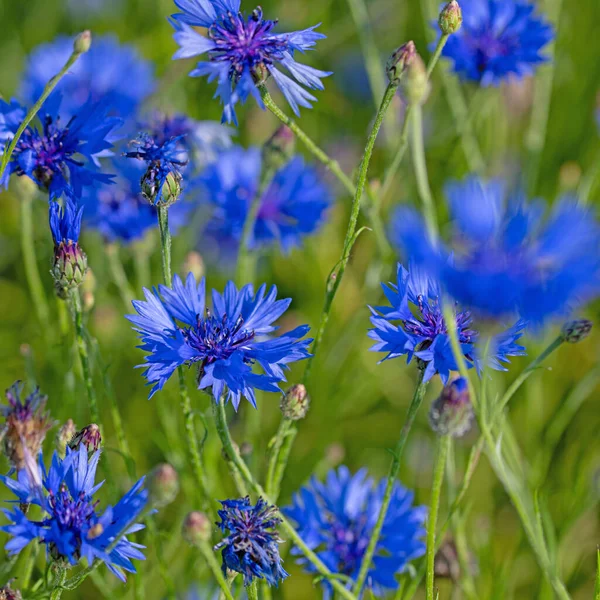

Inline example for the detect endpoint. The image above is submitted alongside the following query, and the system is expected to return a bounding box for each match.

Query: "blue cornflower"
[0,98,120,200]
[199,146,330,254]
[127,273,312,408]
[170,0,331,124]
[215,497,288,587]
[368,264,527,383]
[438,0,553,85]
[284,466,426,598]
[20,35,155,121]
[81,158,192,244]
[391,176,600,324]
[49,200,83,247]
[0,445,148,582]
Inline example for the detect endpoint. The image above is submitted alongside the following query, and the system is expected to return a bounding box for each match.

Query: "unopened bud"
[56,419,77,457]
[182,252,205,281]
[52,241,88,299]
[280,384,310,421]
[438,1,462,35]
[400,53,429,106]
[147,463,180,507]
[142,170,182,208]
[73,30,92,55]
[561,319,593,344]
[182,511,212,545]
[386,41,416,84]
[263,126,296,171]
[69,424,102,452]
[429,378,473,438]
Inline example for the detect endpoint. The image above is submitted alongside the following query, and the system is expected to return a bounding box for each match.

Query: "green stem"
[19,184,50,325]
[69,289,99,423]
[247,581,259,600]
[0,36,89,179]
[265,418,293,498]
[352,377,427,594]
[106,243,135,307]
[426,435,450,600]
[146,516,176,599]
[235,166,276,286]
[199,540,235,600]
[258,85,355,196]
[157,205,210,507]
[49,565,67,600]
[213,398,357,600]
[270,424,297,501]
[426,34,449,77]
[410,105,439,242]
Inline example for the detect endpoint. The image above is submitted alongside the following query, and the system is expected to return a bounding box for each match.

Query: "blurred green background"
[0,0,599,598]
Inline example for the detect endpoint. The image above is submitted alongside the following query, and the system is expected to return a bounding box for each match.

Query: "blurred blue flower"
[20,35,155,121]
[170,0,331,124]
[81,158,192,244]
[284,466,426,598]
[438,0,553,85]
[127,273,312,408]
[391,176,600,325]
[0,445,147,582]
[215,497,288,587]
[199,146,330,253]
[0,98,120,200]
[369,264,527,383]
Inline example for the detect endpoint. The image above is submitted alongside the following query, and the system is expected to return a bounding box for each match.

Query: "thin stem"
[157,204,210,507]
[270,424,297,501]
[199,541,235,600]
[265,418,293,498]
[303,81,399,383]
[426,435,450,600]
[410,105,439,242]
[69,289,99,423]
[19,184,50,325]
[352,377,427,594]
[213,398,357,600]
[0,36,88,178]
[106,243,135,307]
[258,85,355,196]
[426,34,449,77]
[146,516,176,599]
[235,166,276,286]
[49,565,67,600]
[247,581,259,600]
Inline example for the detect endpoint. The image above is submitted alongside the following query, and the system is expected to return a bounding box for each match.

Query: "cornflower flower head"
[368,264,527,383]
[19,35,155,121]
[0,98,120,200]
[127,273,312,408]
[438,0,554,85]
[284,466,426,598]
[49,200,88,298]
[199,145,330,254]
[0,445,148,581]
[81,158,192,244]
[391,176,600,325]
[170,0,332,124]
[1,382,52,471]
[214,497,288,587]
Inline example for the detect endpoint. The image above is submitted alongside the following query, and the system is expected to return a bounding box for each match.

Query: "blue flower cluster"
[127,273,312,407]
[0,445,147,581]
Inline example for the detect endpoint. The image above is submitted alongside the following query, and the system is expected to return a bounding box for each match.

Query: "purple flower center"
[48,486,97,537]
[328,517,370,575]
[184,310,255,365]
[208,7,288,80]
[402,295,477,346]
[465,29,513,73]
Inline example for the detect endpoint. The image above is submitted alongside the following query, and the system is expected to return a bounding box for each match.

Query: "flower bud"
[400,53,430,105]
[2,382,52,471]
[561,319,593,344]
[73,30,92,55]
[69,424,102,452]
[52,241,88,299]
[147,463,180,508]
[429,378,473,438]
[263,126,296,172]
[56,419,77,457]
[280,384,310,421]
[386,41,416,84]
[438,1,462,35]
[142,170,182,208]
[182,511,212,545]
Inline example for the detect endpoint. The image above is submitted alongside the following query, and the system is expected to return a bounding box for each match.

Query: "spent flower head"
[170,0,332,124]
[215,497,288,587]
